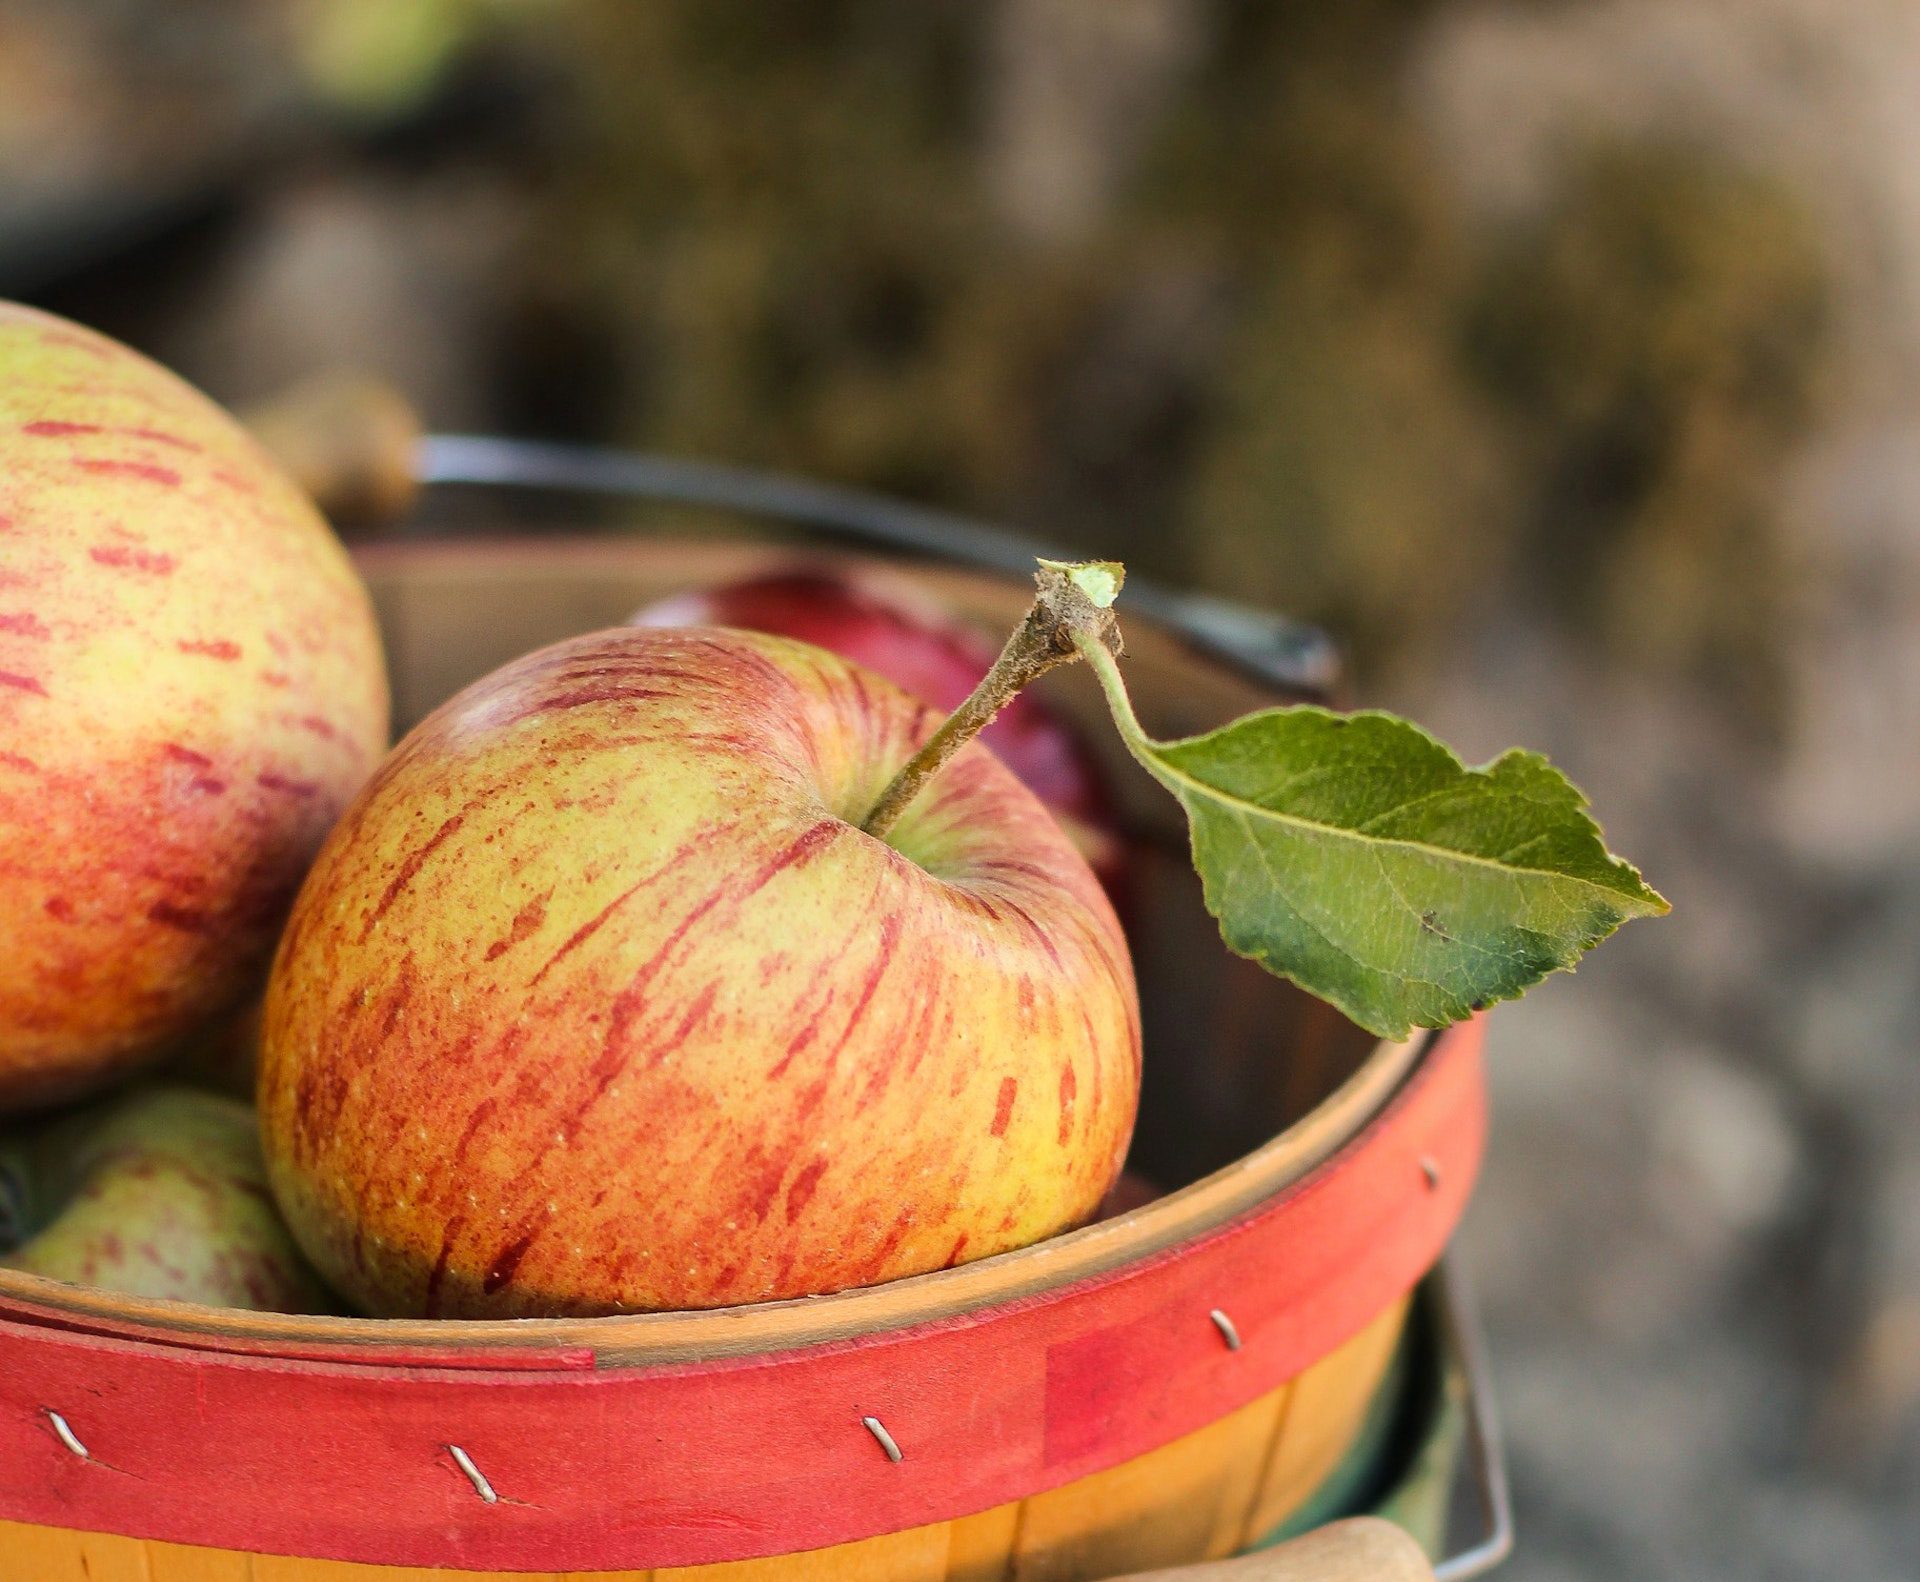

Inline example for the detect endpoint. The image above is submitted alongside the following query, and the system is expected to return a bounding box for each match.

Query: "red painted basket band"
[0,1019,1484,1571]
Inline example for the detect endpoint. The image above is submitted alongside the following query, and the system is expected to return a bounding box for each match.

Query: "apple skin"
[259,626,1140,1318]
[0,303,390,1113]
[0,1084,334,1312]
[634,567,1127,885]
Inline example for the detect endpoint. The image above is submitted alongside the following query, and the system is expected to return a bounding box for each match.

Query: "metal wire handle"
[1432,1258,1515,1579]
[415,433,1343,700]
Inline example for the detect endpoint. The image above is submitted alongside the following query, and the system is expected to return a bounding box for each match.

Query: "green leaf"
[1074,638,1668,1040]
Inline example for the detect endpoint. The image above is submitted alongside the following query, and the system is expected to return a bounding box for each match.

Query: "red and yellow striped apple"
[0,1084,332,1313]
[0,303,389,1112]
[259,626,1139,1317]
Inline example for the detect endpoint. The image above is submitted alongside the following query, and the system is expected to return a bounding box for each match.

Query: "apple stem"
[860,560,1125,841]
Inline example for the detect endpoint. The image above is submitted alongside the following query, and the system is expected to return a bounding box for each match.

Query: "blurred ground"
[1400,7,1920,1574]
[3,2,1916,1576]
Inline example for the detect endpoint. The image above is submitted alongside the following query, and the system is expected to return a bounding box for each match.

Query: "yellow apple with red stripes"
[259,625,1139,1317]
[0,303,388,1114]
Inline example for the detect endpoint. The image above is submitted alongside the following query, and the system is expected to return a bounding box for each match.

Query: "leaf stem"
[1070,630,1154,756]
[860,561,1125,841]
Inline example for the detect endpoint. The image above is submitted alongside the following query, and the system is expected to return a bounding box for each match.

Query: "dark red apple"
[634,566,1126,886]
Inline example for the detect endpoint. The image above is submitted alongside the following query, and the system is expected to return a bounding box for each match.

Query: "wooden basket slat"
[1240,1302,1412,1549]
[150,1546,255,1582]
[1007,1373,1284,1580]
[943,1503,1025,1582]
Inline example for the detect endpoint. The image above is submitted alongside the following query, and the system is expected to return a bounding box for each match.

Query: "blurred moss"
[1470,143,1831,731]
[539,4,984,487]
[509,2,1830,718]
[1166,20,1511,669]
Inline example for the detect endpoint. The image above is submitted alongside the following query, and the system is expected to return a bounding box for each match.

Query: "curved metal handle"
[237,371,1342,700]
[1113,1518,1436,1581]
[415,433,1343,698]
[1432,1259,1515,1579]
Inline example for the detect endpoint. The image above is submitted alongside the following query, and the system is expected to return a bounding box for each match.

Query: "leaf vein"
[1151,748,1650,905]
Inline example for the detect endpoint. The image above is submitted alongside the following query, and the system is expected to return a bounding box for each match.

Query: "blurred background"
[3,2,1915,1575]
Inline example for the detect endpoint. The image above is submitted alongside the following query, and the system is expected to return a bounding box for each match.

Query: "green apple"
[259,626,1140,1318]
[0,1084,333,1311]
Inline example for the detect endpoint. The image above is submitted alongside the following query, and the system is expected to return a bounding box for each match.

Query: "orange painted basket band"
[0,1018,1481,1572]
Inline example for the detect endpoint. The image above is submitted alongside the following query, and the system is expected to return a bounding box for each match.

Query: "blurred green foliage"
[1471,144,1831,727]
[295,0,468,114]
[507,2,1832,719]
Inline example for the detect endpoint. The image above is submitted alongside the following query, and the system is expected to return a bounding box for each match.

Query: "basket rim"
[0,1028,1426,1365]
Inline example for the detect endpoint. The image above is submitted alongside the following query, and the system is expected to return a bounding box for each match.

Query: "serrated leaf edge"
[1076,638,1666,916]
[1072,633,1669,1038]
[1156,714,1668,914]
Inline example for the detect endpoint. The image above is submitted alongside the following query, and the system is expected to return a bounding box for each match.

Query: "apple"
[0,302,390,1113]
[634,566,1127,886]
[0,1084,334,1312]
[258,626,1140,1318]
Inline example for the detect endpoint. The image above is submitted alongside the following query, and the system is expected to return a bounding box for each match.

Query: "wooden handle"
[240,372,421,528]
[1111,1519,1436,1582]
